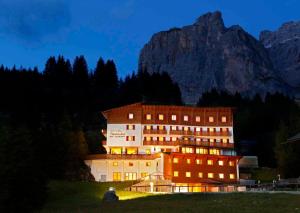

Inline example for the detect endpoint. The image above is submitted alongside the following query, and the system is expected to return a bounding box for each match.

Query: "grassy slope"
[42,181,300,213]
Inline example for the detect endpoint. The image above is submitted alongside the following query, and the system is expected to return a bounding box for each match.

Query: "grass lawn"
[42,181,300,213]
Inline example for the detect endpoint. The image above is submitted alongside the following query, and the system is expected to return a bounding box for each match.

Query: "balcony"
[143,129,167,134]
[143,140,179,146]
[194,131,231,137]
[179,140,234,148]
[169,130,183,135]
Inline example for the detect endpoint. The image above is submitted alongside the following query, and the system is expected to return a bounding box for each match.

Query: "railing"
[142,139,233,148]
[143,140,179,146]
[169,130,183,135]
[143,129,167,134]
[179,140,234,148]
[194,131,231,137]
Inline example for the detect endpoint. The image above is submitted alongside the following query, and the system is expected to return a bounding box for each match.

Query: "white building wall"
[106,123,142,147]
[85,157,163,182]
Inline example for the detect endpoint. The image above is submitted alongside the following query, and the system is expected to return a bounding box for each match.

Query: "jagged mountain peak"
[139,11,288,104]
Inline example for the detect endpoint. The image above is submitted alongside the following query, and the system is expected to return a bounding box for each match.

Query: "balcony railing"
[143,129,167,134]
[194,131,231,137]
[179,140,234,148]
[142,139,233,148]
[143,140,179,146]
[169,130,183,135]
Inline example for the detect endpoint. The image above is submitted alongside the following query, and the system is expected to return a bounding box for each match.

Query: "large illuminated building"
[85,103,241,190]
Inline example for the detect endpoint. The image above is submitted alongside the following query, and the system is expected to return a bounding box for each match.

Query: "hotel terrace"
[85,103,241,191]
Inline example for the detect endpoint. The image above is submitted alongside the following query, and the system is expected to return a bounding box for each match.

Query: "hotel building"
[85,103,241,190]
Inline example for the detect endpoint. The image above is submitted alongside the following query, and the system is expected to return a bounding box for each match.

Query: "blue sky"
[0,0,299,77]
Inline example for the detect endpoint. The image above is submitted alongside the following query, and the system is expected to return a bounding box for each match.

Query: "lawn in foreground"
[42,181,300,213]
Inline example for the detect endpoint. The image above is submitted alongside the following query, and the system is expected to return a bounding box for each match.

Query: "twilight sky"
[0,0,299,77]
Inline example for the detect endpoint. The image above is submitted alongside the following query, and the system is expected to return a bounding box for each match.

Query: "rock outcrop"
[260,21,300,96]
[139,11,286,104]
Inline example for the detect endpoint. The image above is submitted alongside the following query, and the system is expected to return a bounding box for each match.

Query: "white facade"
[85,156,163,182]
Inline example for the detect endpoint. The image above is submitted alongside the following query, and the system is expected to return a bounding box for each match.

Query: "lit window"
[196,148,208,154]
[124,172,137,180]
[209,128,215,132]
[158,114,164,120]
[195,116,201,122]
[171,115,177,121]
[111,147,122,154]
[186,159,191,164]
[182,147,193,153]
[158,125,165,130]
[198,172,203,178]
[128,113,134,119]
[141,172,148,178]
[229,161,234,166]
[145,136,151,142]
[209,149,220,155]
[184,126,189,131]
[196,159,202,165]
[183,115,189,121]
[146,114,152,120]
[185,172,191,177]
[207,160,213,165]
[146,125,151,130]
[195,127,201,132]
[113,162,118,166]
[219,173,224,179]
[196,138,201,142]
[218,160,224,166]
[173,171,179,177]
[126,148,137,154]
[145,149,151,154]
[171,126,177,130]
[209,116,214,123]
[146,162,151,167]
[230,174,235,179]
[129,162,133,166]
[173,158,179,163]
[221,116,227,123]
[113,172,121,181]
[126,136,135,141]
[158,137,164,142]
[127,125,135,130]
[208,173,214,178]
[209,138,215,143]
[171,137,177,142]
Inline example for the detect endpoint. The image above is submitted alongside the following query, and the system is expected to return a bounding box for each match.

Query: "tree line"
[0,55,182,212]
[0,55,299,211]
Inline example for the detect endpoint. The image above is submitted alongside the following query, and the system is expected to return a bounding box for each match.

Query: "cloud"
[0,0,71,43]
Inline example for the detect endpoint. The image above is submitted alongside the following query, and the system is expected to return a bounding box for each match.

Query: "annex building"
[85,103,241,191]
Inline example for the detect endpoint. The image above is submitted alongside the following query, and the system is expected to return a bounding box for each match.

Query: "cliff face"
[139,11,285,104]
[260,21,300,95]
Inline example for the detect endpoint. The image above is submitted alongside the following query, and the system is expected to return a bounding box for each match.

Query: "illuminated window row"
[113,172,150,181]
[173,157,235,166]
[182,147,221,155]
[173,171,235,179]
[129,113,228,123]
[144,136,230,144]
[144,125,229,132]
[112,161,151,167]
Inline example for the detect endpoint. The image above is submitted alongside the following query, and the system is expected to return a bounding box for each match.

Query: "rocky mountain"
[138,11,287,104]
[260,21,300,96]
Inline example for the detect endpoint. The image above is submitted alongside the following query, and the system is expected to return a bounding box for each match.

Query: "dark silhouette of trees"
[197,89,300,173]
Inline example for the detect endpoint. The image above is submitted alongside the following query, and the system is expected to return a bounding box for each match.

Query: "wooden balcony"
[169,130,183,135]
[179,140,234,148]
[182,130,194,136]
[143,140,179,146]
[143,129,167,134]
[194,131,231,137]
